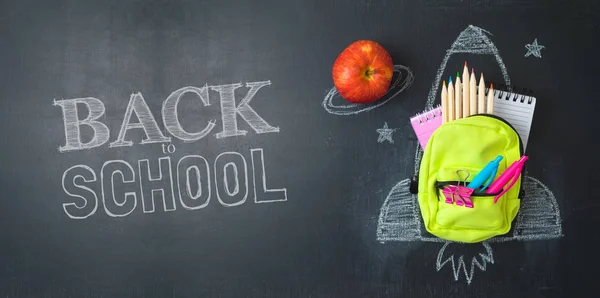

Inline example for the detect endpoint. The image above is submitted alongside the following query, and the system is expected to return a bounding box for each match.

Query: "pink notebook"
[410,106,443,149]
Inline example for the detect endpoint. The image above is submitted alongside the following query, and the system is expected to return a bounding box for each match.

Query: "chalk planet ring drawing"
[376,25,562,285]
[322,64,414,116]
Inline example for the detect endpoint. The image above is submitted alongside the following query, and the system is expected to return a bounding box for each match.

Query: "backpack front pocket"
[435,188,506,230]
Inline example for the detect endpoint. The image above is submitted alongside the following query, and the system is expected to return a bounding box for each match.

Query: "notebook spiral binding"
[496,90,534,104]
[484,80,534,97]
[410,105,442,124]
[484,87,534,105]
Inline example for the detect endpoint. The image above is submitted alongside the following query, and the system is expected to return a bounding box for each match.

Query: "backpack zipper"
[435,181,501,197]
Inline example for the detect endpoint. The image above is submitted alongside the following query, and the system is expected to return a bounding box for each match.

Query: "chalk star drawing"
[376,25,562,285]
[525,38,545,58]
[376,122,396,144]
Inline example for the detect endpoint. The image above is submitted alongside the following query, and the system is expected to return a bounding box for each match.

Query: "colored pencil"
[447,77,455,121]
[478,73,485,113]
[469,68,477,115]
[441,80,448,123]
[487,83,495,114]
[455,72,462,119]
[462,62,470,117]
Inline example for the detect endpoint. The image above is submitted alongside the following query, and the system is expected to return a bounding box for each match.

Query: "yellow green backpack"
[416,115,524,243]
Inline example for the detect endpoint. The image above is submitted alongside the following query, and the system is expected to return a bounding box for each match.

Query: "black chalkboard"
[1,0,598,297]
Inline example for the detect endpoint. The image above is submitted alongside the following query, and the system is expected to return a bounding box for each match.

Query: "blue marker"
[467,156,503,192]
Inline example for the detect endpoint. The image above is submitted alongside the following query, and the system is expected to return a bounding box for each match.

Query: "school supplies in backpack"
[412,114,526,243]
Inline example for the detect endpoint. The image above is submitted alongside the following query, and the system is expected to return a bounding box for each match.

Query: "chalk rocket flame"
[436,242,494,285]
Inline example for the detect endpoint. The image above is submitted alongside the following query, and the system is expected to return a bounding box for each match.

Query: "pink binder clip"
[442,169,475,208]
[443,185,459,204]
[442,185,474,208]
[454,186,474,208]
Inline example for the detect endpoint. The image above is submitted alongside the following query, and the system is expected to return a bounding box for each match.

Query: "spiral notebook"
[492,90,537,150]
[410,106,443,149]
[410,91,537,150]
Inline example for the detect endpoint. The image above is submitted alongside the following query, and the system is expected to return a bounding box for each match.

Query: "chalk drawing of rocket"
[376,25,563,285]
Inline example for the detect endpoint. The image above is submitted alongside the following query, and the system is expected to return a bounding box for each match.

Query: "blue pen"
[467,156,503,192]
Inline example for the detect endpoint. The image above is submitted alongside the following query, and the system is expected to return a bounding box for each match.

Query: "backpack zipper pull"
[409,174,419,194]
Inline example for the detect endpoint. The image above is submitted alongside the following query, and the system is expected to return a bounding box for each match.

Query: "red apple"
[332,40,394,103]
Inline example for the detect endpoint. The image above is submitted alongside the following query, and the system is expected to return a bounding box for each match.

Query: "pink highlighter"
[485,156,528,203]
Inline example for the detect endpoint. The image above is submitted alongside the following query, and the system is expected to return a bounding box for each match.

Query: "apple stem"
[366,69,375,76]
